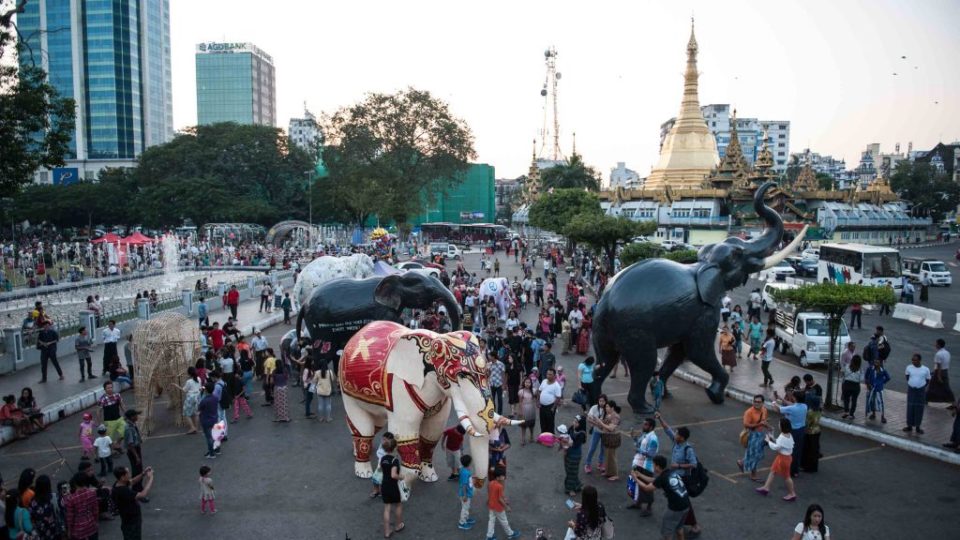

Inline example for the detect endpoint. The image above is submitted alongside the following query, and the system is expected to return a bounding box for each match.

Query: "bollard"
[79,310,97,340]
[137,297,151,320]
[247,277,256,300]
[1,328,24,374]
[182,290,194,315]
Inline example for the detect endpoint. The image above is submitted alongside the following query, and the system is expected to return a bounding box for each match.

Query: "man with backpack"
[865,326,892,366]
[655,412,705,538]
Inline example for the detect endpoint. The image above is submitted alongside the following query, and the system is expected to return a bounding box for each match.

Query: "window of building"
[778,143,785,148]
[777,160,786,165]
[692,208,711,218]
[778,152,785,156]
[778,134,785,139]
[38,171,49,184]
[621,209,636,218]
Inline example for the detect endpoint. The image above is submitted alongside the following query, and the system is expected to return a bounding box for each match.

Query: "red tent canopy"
[120,232,155,245]
[91,233,120,244]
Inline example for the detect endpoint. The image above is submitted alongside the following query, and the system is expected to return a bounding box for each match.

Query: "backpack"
[877,337,892,360]
[217,380,234,410]
[682,445,709,497]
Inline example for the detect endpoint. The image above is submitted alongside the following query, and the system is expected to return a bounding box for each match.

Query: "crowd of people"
[13,237,959,539]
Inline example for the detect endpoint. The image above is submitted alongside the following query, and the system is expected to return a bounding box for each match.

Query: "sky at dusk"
[170,0,960,179]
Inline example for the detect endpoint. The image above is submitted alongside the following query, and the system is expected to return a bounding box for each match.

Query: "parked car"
[902,257,952,286]
[395,261,441,279]
[767,260,797,281]
[762,282,798,312]
[787,256,818,277]
[632,235,652,244]
[801,247,820,260]
[660,239,691,251]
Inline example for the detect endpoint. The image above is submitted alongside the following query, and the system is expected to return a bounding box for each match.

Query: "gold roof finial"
[572,131,577,156]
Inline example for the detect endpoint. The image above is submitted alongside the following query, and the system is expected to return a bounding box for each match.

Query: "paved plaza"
[1,251,959,539]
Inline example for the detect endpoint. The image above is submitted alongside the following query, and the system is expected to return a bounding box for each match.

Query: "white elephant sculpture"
[478,277,514,320]
[339,320,520,487]
[293,254,376,307]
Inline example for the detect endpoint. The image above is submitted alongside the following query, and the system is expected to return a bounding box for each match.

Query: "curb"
[0,312,287,447]
[672,367,960,467]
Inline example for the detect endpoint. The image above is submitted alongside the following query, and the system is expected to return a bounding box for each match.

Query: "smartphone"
[565,498,576,509]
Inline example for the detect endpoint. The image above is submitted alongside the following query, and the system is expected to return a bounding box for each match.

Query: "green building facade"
[413,163,495,225]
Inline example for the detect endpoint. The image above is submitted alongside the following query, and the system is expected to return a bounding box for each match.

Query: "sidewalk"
[0,298,288,445]
[673,352,960,465]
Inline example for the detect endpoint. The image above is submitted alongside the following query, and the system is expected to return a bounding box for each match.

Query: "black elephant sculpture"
[592,182,806,413]
[297,272,462,368]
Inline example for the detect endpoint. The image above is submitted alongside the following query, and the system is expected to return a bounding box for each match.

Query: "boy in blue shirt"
[865,358,891,423]
[457,455,477,530]
[650,371,665,412]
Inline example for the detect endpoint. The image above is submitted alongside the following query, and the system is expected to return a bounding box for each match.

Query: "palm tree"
[540,153,601,192]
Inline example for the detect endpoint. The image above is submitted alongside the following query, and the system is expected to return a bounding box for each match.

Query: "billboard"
[52,168,79,186]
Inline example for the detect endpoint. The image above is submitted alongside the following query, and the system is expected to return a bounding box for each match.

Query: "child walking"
[79,412,95,460]
[486,466,521,540]
[457,455,476,530]
[93,425,113,477]
[649,371,665,412]
[199,465,216,514]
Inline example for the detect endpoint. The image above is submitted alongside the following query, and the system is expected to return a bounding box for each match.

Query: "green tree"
[540,153,601,192]
[528,189,601,233]
[133,123,315,227]
[564,214,654,272]
[321,88,476,228]
[1,0,77,197]
[619,241,664,267]
[815,172,835,191]
[664,249,699,264]
[773,283,895,407]
[890,161,960,222]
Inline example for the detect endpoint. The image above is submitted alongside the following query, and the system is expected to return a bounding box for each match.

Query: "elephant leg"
[659,343,686,386]
[394,433,423,480]
[416,398,451,482]
[621,339,659,415]
[343,397,376,479]
[685,334,729,404]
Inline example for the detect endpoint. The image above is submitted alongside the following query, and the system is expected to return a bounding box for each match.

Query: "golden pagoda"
[645,18,719,189]
[710,108,750,190]
[525,139,541,202]
[794,158,818,191]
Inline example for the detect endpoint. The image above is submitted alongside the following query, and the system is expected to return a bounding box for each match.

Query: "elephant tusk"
[493,412,524,427]
[762,225,809,270]
[458,416,484,437]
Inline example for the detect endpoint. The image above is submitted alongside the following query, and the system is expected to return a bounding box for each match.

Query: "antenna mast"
[538,46,564,161]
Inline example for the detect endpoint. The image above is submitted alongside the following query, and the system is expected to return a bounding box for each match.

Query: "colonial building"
[599,21,931,246]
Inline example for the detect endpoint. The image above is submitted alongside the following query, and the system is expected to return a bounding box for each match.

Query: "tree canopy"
[772,283,895,406]
[564,214,654,272]
[528,189,601,233]
[539,153,601,192]
[890,160,959,222]
[620,242,698,267]
[321,88,476,227]
[1,0,76,197]
[11,123,316,228]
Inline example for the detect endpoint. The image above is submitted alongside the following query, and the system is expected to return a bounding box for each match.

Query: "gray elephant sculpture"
[297,272,462,369]
[591,182,806,413]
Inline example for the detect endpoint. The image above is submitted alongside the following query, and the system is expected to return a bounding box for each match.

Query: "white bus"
[817,243,902,291]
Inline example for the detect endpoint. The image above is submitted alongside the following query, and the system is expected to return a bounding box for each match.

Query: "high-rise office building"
[288,107,320,151]
[196,42,276,126]
[17,0,173,183]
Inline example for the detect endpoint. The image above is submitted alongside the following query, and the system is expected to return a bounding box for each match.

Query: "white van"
[762,282,798,312]
[902,257,952,286]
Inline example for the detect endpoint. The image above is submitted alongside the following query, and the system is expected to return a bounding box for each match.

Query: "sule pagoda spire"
[645,17,719,189]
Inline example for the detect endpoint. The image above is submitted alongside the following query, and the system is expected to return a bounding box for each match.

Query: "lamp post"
[304,171,314,247]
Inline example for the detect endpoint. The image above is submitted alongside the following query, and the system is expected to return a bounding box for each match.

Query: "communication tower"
[539,46,564,162]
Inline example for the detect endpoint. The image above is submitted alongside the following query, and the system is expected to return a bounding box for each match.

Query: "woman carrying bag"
[564,485,614,540]
[598,400,622,482]
[312,358,335,423]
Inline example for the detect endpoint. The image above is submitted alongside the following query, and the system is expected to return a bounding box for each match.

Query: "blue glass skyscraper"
[196,42,276,127]
[17,0,173,176]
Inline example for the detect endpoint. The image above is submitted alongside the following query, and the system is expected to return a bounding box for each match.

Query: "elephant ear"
[696,263,724,306]
[388,335,428,389]
[374,275,403,310]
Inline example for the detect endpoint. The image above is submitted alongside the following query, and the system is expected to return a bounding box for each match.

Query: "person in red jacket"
[226,285,240,319]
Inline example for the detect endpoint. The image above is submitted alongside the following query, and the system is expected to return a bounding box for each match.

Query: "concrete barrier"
[892,303,944,328]
[953,314,960,333]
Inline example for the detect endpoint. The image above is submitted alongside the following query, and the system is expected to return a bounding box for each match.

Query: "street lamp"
[304,171,314,247]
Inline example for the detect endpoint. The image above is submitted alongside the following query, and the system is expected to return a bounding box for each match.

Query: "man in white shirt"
[251,331,269,378]
[537,368,563,435]
[102,320,122,375]
[904,353,932,434]
[567,307,583,352]
[929,338,955,405]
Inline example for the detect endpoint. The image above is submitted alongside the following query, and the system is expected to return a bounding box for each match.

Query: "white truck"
[774,305,851,367]
[901,257,952,287]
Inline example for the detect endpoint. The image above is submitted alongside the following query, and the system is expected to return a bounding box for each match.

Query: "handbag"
[601,515,615,539]
[398,478,411,502]
[738,429,749,448]
[600,431,621,449]
[572,388,588,407]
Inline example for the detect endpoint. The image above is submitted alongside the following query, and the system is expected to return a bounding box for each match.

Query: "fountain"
[161,234,181,289]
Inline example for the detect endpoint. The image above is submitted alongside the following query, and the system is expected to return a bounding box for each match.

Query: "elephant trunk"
[745,182,784,262]
[493,411,524,427]
[449,387,486,437]
[467,427,491,487]
[441,296,462,331]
